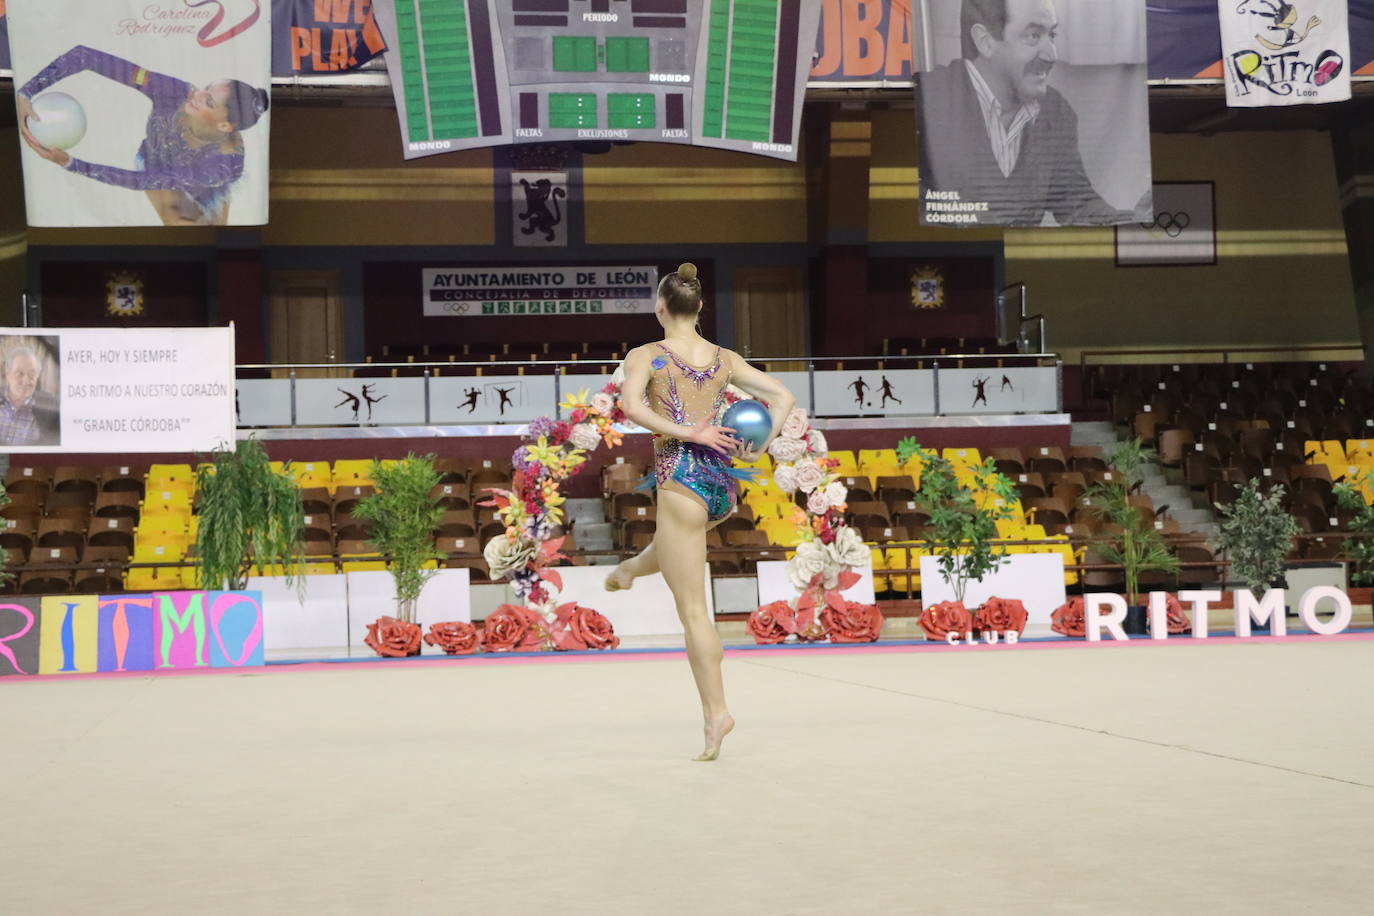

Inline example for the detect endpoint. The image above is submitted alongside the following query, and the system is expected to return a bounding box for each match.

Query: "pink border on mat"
[4,630,1374,684]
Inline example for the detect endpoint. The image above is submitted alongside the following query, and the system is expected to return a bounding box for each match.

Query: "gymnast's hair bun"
[676,262,698,282]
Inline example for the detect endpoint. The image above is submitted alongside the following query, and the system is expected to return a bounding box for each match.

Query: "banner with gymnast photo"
[914,0,1153,227]
[6,0,271,227]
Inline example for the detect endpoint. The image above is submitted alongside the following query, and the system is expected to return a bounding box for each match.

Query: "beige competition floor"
[4,636,1373,915]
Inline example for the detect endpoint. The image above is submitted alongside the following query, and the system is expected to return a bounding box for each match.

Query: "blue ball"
[722,399,772,453]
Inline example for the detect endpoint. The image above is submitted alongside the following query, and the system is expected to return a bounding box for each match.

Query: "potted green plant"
[899,438,1018,638]
[351,454,444,656]
[194,437,306,590]
[1214,478,1299,632]
[1083,438,1178,634]
[1332,471,1374,592]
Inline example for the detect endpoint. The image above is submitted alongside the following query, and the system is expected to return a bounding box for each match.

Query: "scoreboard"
[371,0,821,161]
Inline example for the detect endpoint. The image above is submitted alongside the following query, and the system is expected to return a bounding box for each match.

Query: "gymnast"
[606,262,796,761]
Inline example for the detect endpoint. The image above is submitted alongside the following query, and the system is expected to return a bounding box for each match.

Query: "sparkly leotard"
[644,343,751,522]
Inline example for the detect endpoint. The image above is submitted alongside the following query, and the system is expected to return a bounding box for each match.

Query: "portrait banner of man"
[0,335,61,448]
[914,0,1153,228]
[7,0,271,227]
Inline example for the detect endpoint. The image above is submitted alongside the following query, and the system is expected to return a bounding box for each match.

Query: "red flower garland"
[364,616,422,657]
[973,597,1029,635]
[1050,598,1086,637]
[919,600,971,640]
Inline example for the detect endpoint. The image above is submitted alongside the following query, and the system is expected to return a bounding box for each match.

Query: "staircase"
[1070,421,1217,540]
[563,498,617,564]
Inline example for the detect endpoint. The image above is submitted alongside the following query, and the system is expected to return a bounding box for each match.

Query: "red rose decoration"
[919,600,971,640]
[974,597,1029,635]
[424,621,480,655]
[1162,593,1191,634]
[748,601,796,645]
[1051,598,1086,637]
[569,606,620,650]
[821,601,883,643]
[482,605,531,652]
[364,616,422,657]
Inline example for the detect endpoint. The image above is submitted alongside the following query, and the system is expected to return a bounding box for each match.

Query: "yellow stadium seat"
[138,512,190,536]
[884,545,922,592]
[749,501,790,522]
[1048,536,1079,586]
[942,447,982,468]
[996,519,1025,539]
[124,566,186,592]
[829,450,859,475]
[134,538,189,563]
[858,449,898,468]
[341,557,388,573]
[288,461,333,490]
[869,548,889,593]
[305,560,337,575]
[332,459,376,490]
[147,463,194,490]
[143,488,193,515]
[1346,439,1374,463]
[760,518,805,547]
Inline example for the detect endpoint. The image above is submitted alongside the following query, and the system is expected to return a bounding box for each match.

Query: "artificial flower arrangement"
[746,407,884,645]
[466,382,627,654]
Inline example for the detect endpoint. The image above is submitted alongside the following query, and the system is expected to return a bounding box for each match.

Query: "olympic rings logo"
[1141,211,1191,238]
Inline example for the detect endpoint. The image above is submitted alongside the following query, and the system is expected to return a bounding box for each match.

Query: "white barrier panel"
[295,377,427,426]
[552,565,704,637]
[936,367,1058,415]
[755,559,876,607]
[251,573,350,651]
[229,367,1062,428]
[236,378,294,427]
[345,569,472,655]
[812,370,937,417]
[919,554,1067,635]
[770,372,813,411]
[430,375,557,424]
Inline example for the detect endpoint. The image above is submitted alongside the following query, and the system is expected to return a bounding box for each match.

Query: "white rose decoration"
[806,429,829,456]
[807,490,831,516]
[787,539,837,591]
[780,406,810,440]
[768,435,807,463]
[568,422,602,451]
[590,392,616,415]
[793,458,825,494]
[824,481,848,507]
[772,464,800,494]
[484,534,539,580]
[826,526,870,571]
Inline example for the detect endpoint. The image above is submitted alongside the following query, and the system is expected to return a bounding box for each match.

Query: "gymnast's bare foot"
[693,713,735,762]
[604,564,634,592]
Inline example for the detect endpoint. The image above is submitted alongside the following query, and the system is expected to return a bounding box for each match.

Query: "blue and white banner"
[7,0,270,226]
[1220,0,1351,106]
